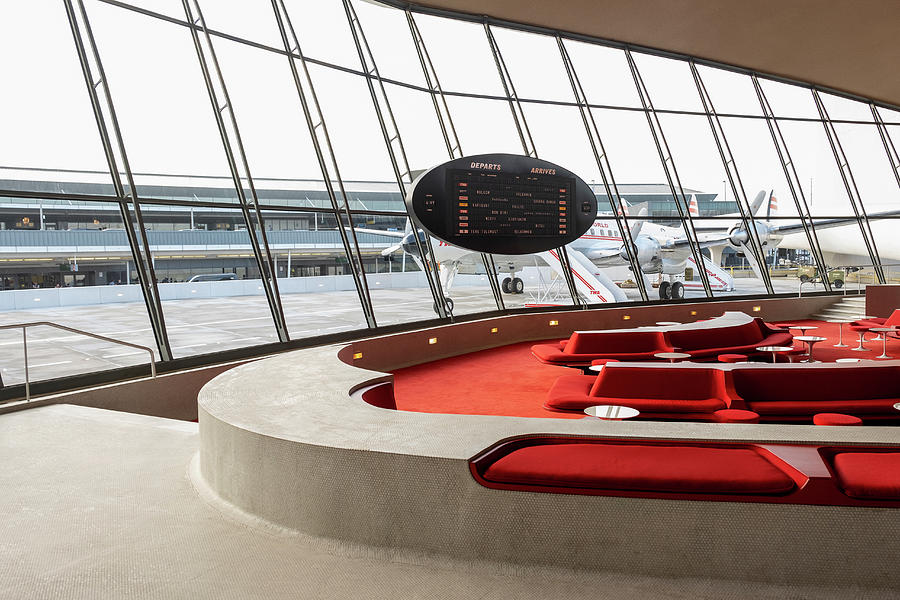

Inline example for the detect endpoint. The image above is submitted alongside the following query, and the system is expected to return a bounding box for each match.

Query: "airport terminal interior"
[3,0,900,598]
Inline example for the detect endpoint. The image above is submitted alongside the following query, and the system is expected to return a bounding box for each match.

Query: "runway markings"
[30,361,73,368]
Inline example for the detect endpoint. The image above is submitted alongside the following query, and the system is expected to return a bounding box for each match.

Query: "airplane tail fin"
[688,195,699,217]
[767,191,777,220]
[749,190,767,215]
[617,198,629,217]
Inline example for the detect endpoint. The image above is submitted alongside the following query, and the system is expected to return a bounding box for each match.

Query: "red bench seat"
[545,367,728,413]
[482,442,796,495]
[733,365,900,416]
[832,452,900,499]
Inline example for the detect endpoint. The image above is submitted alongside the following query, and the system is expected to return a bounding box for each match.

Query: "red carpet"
[389,321,900,419]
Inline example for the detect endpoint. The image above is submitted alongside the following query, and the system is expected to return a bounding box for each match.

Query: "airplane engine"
[622,237,661,273]
[727,221,781,250]
[400,229,428,257]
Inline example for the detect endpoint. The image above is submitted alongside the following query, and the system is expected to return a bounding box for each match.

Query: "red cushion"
[590,358,620,366]
[813,413,863,426]
[666,320,763,352]
[718,354,748,363]
[832,452,900,499]
[747,398,897,416]
[544,375,596,410]
[482,443,795,494]
[713,409,760,423]
[565,331,665,355]
[884,310,900,327]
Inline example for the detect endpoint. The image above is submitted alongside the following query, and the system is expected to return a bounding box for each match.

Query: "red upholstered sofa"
[851,309,900,338]
[731,365,900,418]
[531,314,790,367]
[545,363,900,420]
[546,367,728,415]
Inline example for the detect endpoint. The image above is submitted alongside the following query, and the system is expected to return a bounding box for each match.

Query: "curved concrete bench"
[197,314,900,587]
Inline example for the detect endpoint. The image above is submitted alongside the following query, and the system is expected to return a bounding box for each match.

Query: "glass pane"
[0,200,157,384]
[259,209,369,337]
[307,64,397,182]
[282,0,360,69]
[631,53,703,112]
[350,0,424,86]
[86,0,238,201]
[833,123,900,278]
[384,84,450,174]
[758,79,818,119]
[197,0,282,48]
[0,3,111,182]
[413,14,504,96]
[695,65,764,116]
[212,37,323,182]
[778,120,857,216]
[562,40,642,109]
[489,27,573,103]
[444,96,524,156]
[590,108,666,192]
[144,206,279,356]
[820,92,875,123]
[521,104,600,184]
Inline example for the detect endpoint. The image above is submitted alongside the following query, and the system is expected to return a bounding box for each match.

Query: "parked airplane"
[363,190,900,311]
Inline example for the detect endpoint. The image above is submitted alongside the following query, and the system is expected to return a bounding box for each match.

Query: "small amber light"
[752,306,762,312]
[622,315,631,320]
[490,327,498,333]
[549,320,559,326]
[690,310,697,316]
[428,337,437,345]
[352,352,363,360]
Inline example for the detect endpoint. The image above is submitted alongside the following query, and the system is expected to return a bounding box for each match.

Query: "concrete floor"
[0,276,835,385]
[1,403,895,600]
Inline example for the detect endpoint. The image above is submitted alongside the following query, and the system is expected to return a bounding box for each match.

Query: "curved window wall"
[1,0,900,384]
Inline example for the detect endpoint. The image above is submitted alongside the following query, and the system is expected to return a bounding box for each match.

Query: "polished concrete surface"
[0,277,824,385]
[2,403,895,599]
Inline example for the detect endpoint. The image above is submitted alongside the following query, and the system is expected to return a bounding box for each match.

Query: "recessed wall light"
[752,306,762,312]
[352,352,363,360]
[690,310,697,316]
[549,320,559,326]
[622,315,631,320]
[490,327,498,333]
[428,337,437,345]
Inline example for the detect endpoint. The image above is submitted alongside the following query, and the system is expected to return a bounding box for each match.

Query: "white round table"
[654,352,691,363]
[584,405,640,420]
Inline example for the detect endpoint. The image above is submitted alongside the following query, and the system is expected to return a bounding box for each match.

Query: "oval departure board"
[406,154,597,255]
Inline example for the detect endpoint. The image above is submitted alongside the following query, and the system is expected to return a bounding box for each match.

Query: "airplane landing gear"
[432,297,454,315]
[501,276,524,294]
[658,280,684,301]
[658,281,670,300]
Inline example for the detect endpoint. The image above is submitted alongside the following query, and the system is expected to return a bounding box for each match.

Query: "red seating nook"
[545,366,728,415]
[471,437,900,506]
[532,313,791,367]
[851,309,900,338]
[545,363,900,421]
[717,353,748,363]
[731,365,900,419]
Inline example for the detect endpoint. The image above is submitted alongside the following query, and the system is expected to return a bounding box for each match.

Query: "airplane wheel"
[833,279,844,288]
[671,281,685,300]
[799,274,810,283]
[658,281,671,300]
[501,277,512,294]
[432,297,454,315]
[512,277,524,294]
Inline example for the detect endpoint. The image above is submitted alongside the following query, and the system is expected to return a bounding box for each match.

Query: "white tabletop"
[584,405,640,420]
[755,345,794,352]
[794,336,827,342]
[654,352,691,360]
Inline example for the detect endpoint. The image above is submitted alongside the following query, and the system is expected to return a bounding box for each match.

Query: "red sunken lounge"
[531,312,791,367]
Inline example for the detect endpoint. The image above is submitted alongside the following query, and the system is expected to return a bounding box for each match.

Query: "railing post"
[22,326,29,402]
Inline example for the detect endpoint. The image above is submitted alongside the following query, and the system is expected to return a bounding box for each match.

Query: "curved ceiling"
[412,0,900,108]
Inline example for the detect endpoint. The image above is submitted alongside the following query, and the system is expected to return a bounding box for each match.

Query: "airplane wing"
[350,227,405,239]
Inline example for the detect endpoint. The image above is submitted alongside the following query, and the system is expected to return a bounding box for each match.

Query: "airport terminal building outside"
[3,0,900,388]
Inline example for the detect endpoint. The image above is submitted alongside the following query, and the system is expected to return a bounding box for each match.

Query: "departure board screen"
[406,154,596,255]
[447,169,574,238]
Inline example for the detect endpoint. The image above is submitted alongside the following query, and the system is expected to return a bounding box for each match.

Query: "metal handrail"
[0,321,156,402]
